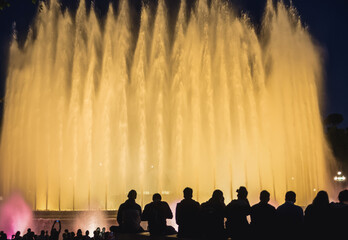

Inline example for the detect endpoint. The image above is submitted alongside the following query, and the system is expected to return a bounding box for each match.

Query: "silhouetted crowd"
[1,187,347,240]
[114,187,348,239]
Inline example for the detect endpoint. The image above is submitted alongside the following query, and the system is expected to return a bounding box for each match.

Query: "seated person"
[176,187,200,238]
[142,193,177,236]
[117,190,144,233]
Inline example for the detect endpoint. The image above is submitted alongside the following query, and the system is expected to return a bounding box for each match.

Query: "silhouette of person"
[225,186,251,239]
[74,229,83,240]
[83,230,90,240]
[23,229,34,240]
[13,231,22,240]
[276,191,303,238]
[329,189,348,238]
[304,190,330,237]
[141,193,177,236]
[117,189,144,233]
[0,231,7,240]
[250,190,276,237]
[50,220,61,240]
[36,231,45,240]
[200,189,226,239]
[175,187,201,238]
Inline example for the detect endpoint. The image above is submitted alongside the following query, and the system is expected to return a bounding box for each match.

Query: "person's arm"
[51,221,56,231]
[164,202,173,219]
[117,204,123,225]
[58,221,61,233]
[141,205,148,221]
[175,203,181,225]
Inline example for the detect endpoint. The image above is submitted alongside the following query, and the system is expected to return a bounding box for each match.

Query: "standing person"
[276,191,303,238]
[50,220,61,240]
[250,190,276,237]
[304,190,330,238]
[225,186,251,239]
[200,190,226,239]
[175,187,200,238]
[116,190,144,233]
[329,189,348,238]
[141,193,177,236]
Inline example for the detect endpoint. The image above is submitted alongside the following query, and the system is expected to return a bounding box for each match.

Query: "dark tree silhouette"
[0,0,36,10]
[0,0,10,10]
[324,113,344,127]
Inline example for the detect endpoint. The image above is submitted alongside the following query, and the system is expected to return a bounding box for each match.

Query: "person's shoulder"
[144,202,153,208]
[186,198,200,205]
[201,200,209,208]
[251,202,261,208]
[276,202,286,210]
[305,203,313,211]
[266,203,276,210]
[136,202,142,209]
[227,199,238,207]
[294,204,303,211]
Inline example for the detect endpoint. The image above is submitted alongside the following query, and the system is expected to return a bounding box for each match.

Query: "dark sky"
[0,0,347,127]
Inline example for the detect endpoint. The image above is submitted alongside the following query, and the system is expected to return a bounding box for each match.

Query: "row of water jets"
[0,0,334,213]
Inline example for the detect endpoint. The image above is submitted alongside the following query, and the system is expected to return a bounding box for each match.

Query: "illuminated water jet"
[0,193,33,236]
[0,0,334,210]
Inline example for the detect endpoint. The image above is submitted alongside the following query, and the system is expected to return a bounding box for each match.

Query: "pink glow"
[0,192,33,237]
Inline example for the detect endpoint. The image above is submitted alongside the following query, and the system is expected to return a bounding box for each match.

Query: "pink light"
[0,192,33,237]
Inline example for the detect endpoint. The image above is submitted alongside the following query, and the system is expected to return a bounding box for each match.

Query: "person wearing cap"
[117,189,144,233]
[225,186,251,239]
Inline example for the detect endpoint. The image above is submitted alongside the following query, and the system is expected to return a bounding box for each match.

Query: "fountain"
[0,0,334,211]
[0,193,33,237]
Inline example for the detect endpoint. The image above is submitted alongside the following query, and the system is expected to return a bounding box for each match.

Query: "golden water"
[0,0,334,210]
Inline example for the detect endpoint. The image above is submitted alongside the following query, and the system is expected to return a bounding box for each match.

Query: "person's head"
[127,190,137,200]
[15,232,20,237]
[285,191,296,203]
[259,190,270,203]
[237,186,248,200]
[212,189,224,203]
[27,229,31,233]
[77,229,82,236]
[313,190,329,206]
[40,231,44,236]
[338,189,348,203]
[152,193,162,202]
[183,187,193,199]
[85,230,89,236]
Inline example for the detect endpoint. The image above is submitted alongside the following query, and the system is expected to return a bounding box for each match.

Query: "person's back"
[276,191,303,238]
[225,186,250,239]
[142,193,176,236]
[200,190,226,239]
[117,190,143,233]
[176,187,200,238]
[250,190,276,237]
[329,189,348,238]
[304,190,330,237]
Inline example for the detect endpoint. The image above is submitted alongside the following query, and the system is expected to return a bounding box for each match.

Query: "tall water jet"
[0,0,334,210]
[0,193,33,236]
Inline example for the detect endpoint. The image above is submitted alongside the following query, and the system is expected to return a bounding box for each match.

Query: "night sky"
[0,0,347,127]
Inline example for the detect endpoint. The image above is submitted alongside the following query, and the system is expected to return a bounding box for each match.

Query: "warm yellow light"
[0,0,334,209]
